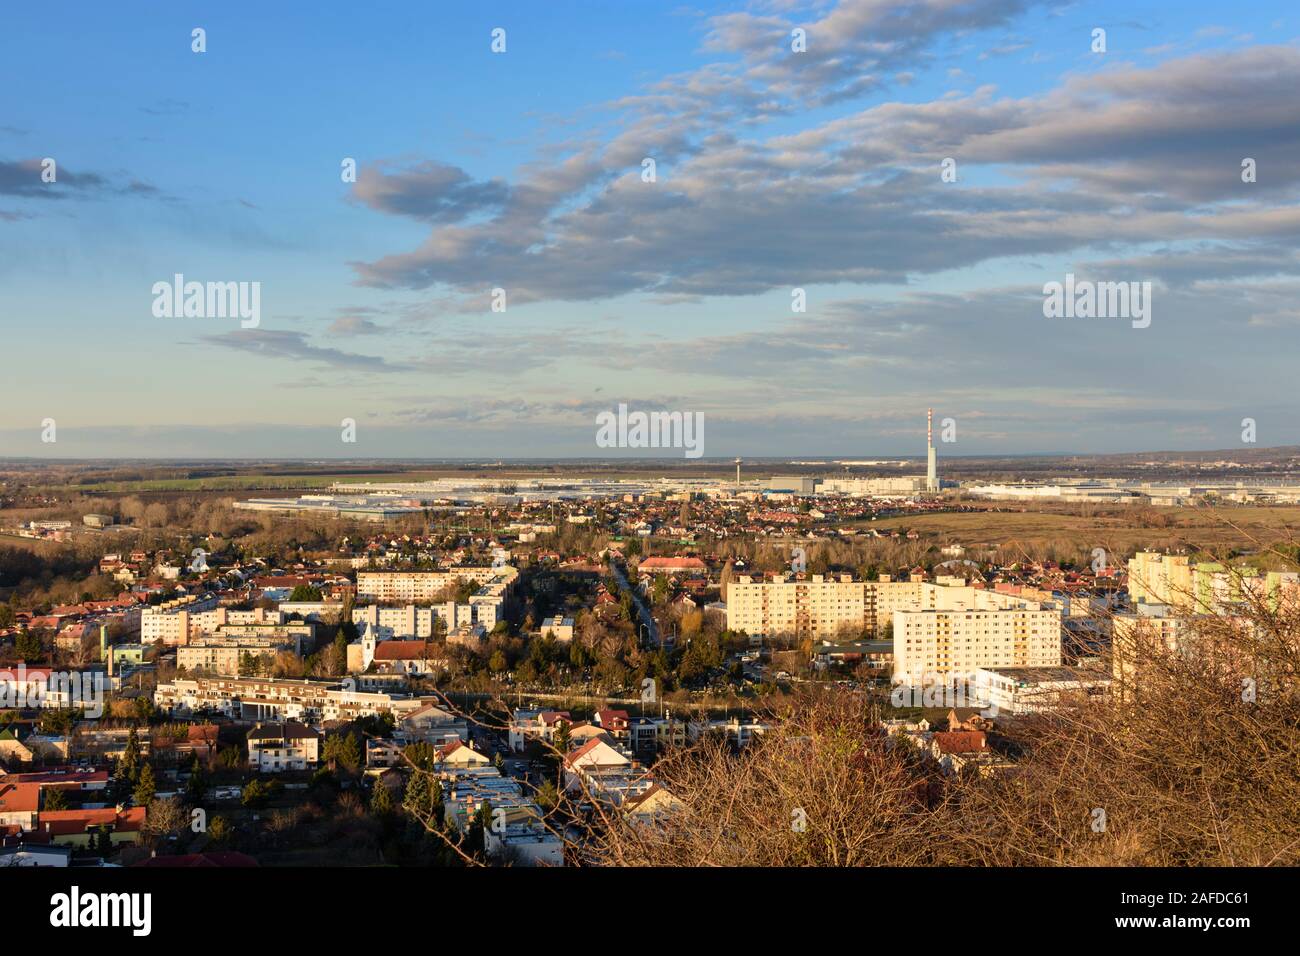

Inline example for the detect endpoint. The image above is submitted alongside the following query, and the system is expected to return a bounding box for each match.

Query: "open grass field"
[866,505,1300,557]
[43,472,428,494]
[0,531,82,553]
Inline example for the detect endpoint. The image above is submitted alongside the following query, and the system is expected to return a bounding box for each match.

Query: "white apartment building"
[892,589,1061,686]
[727,574,867,640]
[726,575,944,640]
[355,567,516,602]
[350,598,501,639]
[139,594,220,645]
[188,606,284,633]
[352,604,437,639]
[154,675,432,723]
[176,632,303,676]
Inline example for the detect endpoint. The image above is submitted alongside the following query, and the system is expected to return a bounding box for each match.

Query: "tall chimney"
[926,408,938,493]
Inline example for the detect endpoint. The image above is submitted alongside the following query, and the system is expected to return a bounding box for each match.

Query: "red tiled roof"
[638,556,706,571]
[0,666,53,682]
[374,641,441,661]
[933,731,988,755]
[0,783,42,814]
[49,604,89,618]
[38,806,146,836]
[9,769,109,788]
[596,709,629,727]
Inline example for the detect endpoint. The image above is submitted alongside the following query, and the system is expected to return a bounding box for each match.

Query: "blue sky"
[2,0,1299,459]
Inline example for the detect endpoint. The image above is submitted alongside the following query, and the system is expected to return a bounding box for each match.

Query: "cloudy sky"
[2,0,1299,459]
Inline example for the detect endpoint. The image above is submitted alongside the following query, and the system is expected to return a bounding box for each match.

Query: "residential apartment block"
[154,675,433,723]
[139,593,220,645]
[728,574,1020,642]
[176,633,302,676]
[354,567,516,603]
[351,597,502,639]
[892,587,1062,685]
[1127,551,1300,613]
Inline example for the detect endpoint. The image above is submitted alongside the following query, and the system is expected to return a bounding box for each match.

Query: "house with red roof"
[0,782,42,829]
[37,806,146,847]
[930,730,1007,776]
[593,709,630,739]
[439,739,490,768]
[370,640,448,676]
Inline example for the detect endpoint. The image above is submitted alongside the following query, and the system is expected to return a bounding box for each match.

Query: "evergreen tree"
[119,726,141,785]
[534,779,559,810]
[371,777,394,816]
[403,770,432,819]
[133,763,156,805]
[185,754,207,803]
[553,721,572,757]
[16,628,43,661]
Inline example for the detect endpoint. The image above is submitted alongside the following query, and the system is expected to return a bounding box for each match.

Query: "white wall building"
[246,720,321,772]
[892,589,1061,686]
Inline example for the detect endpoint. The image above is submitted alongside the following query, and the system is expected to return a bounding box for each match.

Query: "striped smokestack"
[926,408,938,492]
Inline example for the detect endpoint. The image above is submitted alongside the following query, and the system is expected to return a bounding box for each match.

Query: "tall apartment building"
[1127,552,1198,608]
[355,567,516,602]
[352,596,502,640]
[176,630,307,676]
[1127,551,1299,613]
[892,591,1061,685]
[188,606,284,633]
[726,575,933,640]
[1110,603,1261,692]
[1110,604,1188,685]
[727,574,865,640]
[352,604,437,639]
[139,594,220,645]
